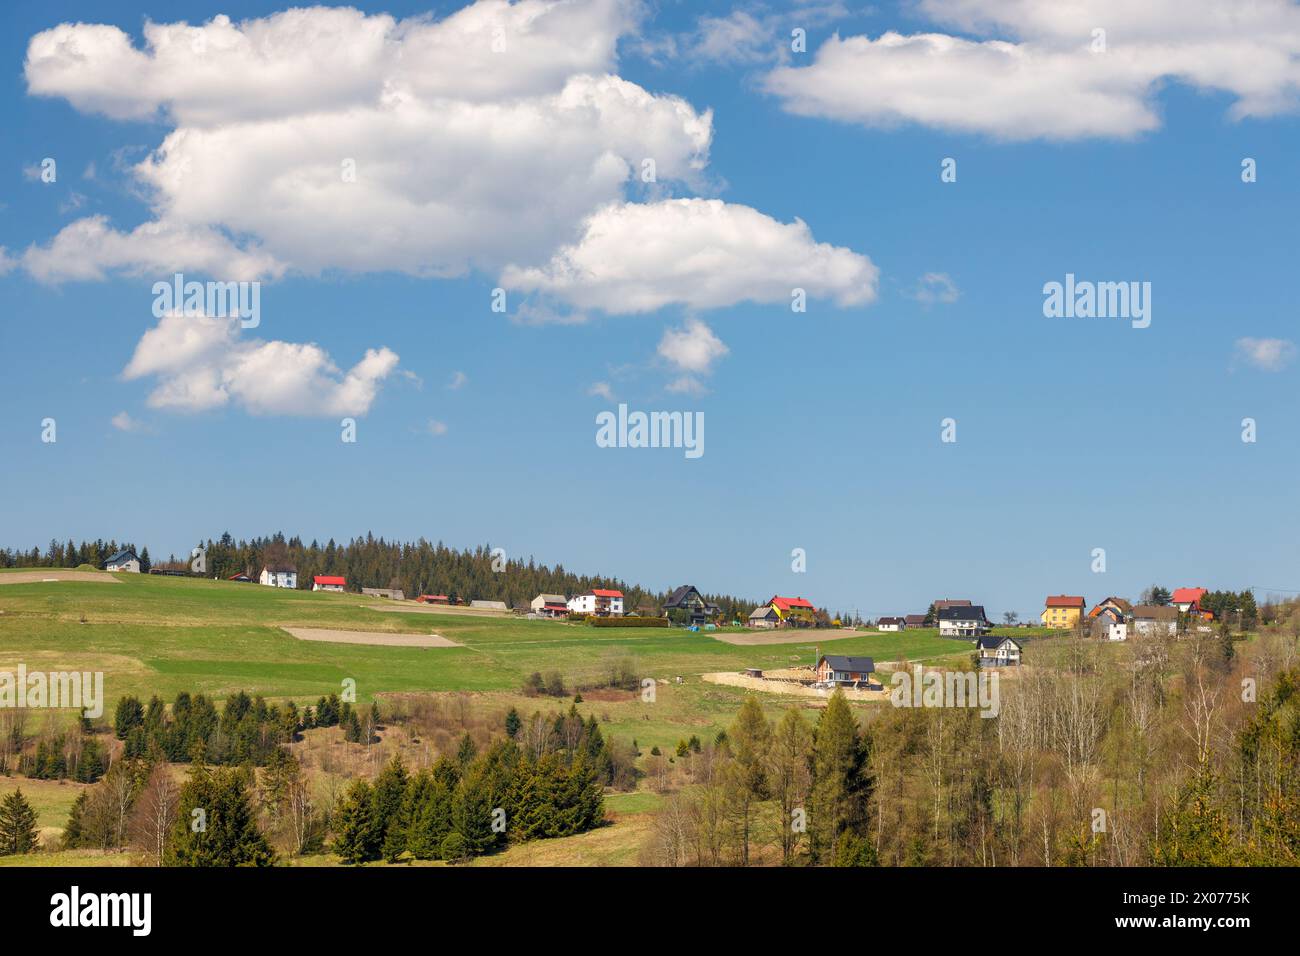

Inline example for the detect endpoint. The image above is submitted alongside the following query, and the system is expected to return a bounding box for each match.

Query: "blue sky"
[3,0,1299,620]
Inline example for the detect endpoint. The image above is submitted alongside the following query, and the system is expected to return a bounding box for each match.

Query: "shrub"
[588,616,669,628]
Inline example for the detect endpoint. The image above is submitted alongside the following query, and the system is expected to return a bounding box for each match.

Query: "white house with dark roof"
[975,635,1021,665]
[877,616,905,631]
[104,548,140,573]
[939,605,990,637]
[259,564,297,589]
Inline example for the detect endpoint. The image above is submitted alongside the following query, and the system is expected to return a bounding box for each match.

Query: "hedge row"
[587,616,670,628]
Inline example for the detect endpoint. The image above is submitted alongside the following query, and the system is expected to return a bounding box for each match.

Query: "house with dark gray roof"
[975,635,1022,665]
[104,548,140,573]
[938,604,990,637]
[663,585,719,626]
[816,655,875,685]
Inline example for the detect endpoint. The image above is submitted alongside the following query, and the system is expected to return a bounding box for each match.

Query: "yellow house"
[769,595,817,626]
[1041,595,1086,629]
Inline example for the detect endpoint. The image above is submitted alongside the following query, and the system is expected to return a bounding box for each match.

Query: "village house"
[938,604,989,637]
[933,599,972,617]
[663,585,719,626]
[748,605,780,629]
[1088,596,1132,620]
[1172,587,1213,619]
[877,616,905,631]
[471,599,509,611]
[1041,595,1086,629]
[976,635,1022,665]
[568,588,624,617]
[530,593,569,618]
[104,548,140,573]
[313,575,346,592]
[259,564,298,589]
[1132,605,1179,636]
[1103,620,1128,641]
[768,595,817,627]
[904,614,928,630]
[816,654,876,687]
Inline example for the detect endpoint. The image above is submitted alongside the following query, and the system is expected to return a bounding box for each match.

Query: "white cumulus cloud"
[122,313,400,416]
[18,1,876,316]
[764,0,1300,140]
[501,199,878,314]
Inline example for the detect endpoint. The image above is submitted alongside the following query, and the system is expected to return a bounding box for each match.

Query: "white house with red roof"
[312,575,346,592]
[1172,587,1210,616]
[568,588,624,617]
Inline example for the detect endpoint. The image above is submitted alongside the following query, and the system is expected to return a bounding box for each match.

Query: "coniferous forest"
[0,533,762,621]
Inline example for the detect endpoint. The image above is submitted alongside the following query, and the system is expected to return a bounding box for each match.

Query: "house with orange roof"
[1041,595,1086,629]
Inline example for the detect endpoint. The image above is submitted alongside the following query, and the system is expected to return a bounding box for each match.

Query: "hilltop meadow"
[1,570,1297,868]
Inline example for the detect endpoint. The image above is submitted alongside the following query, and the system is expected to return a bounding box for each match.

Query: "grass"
[0,574,976,708]
[0,574,984,867]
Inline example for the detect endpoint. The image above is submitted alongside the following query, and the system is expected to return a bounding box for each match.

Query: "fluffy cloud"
[658,319,729,374]
[447,371,468,390]
[19,2,709,283]
[1234,337,1297,372]
[122,313,400,415]
[22,215,282,283]
[765,0,1300,140]
[501,199,878,313]
[19,1,875,316]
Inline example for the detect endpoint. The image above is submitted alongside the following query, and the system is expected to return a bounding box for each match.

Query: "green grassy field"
[0,572,979,708]
[0,572,998,866]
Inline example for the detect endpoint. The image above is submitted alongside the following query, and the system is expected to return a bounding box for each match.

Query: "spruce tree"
[0,788,40,855]
[809,689,872,864]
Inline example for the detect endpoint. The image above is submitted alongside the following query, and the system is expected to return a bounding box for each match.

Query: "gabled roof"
[1172,587,1207,605]
[663,585,700,608]
[771,596,814,611]
[976,635,1021,650]
[820,655,875,673]
[262,563,297,574]
[1133,605,1178,620]
[1089,597,1132,617]
[1045,595,1086,608]
[938,605,988,622]
[933,599,971,610]
[904,614,928,626]
[314,575,346,586]
[749,605,778,619]
[105,548,137,564]
[534,593,566,603]
[589,588,624,598]
[877,617,905,625]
